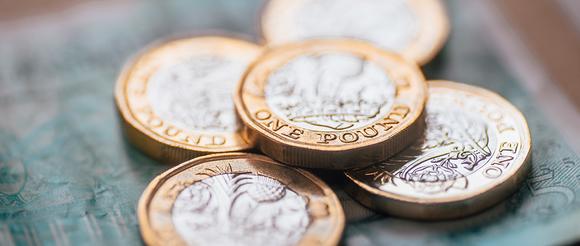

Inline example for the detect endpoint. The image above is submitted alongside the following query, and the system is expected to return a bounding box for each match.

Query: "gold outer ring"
[234,39,427,169]
[138,152,345,246]
[259,0,450,65]
[115,36,262,164]
[344,81,532,220]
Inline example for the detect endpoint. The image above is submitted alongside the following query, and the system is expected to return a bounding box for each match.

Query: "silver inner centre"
[147,55,246,132]
[172,173,310,246]
[371,92,497,194]
[265,53,396,131]
[295,0,418,51]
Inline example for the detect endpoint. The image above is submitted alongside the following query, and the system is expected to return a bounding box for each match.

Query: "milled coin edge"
[137,152,345,246]
[343,80,532,219]
[233,39,428,169]
[114,36,261,163]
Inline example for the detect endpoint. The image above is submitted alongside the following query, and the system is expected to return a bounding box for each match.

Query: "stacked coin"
[345,81,531,220]
[234,39,427,169]
[114,0,532,245]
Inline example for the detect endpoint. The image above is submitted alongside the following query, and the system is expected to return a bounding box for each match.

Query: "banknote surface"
[0,0,578,245]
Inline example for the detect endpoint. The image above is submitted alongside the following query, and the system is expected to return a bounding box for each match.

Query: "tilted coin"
[345,81,532,219]
[138,153,344,246]
[234,39,427,169]
[260,0,449,65]
[115,36,261,163]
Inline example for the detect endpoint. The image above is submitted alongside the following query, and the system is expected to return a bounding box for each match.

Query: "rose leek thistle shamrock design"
[138,153,344,246]
[172,171,310,246]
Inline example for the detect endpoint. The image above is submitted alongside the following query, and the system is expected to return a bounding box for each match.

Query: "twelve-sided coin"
[345,81,532,219]
[235,39,427,169]
[115,36,261,163]
[260,0,449,65]
[138,153,345,246]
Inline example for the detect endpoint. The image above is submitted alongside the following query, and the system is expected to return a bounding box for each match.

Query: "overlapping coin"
[138,153,344,246]
[345,81,532,219]
[234,39,427,169]
[115,36,261,163]
[260,0,449,65]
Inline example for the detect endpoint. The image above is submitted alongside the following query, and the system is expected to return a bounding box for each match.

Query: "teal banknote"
[0,0,578,245]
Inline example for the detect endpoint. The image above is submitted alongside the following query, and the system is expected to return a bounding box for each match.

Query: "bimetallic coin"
[235,40,427,169]
[115,36,261,163]
[345,81,532,219]
[138,153,344,246]
[260,0,449,65]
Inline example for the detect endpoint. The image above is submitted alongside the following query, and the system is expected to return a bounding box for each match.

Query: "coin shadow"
[422,39,450,78]
[115,114,169,183]
[311,169,381,223]
[347,179,529,236]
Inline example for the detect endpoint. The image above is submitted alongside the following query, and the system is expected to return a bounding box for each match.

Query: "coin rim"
[234,39,427,168]
[344,80,532,217]
[115,36,261,163]
[258,0,450,65]
[235,39,427,151]
[138,152,345,246]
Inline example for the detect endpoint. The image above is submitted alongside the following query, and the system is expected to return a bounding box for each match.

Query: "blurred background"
[1,0,578,148]
[0,0,578,245]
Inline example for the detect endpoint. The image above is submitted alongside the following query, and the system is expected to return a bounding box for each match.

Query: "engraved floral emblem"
[265,53,396,131]
[360,101,493,194]
[172,170,310,246]
[147,55,246,132]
